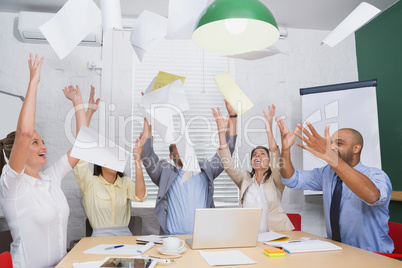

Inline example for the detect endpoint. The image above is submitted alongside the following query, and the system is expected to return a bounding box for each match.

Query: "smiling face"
[251,147,270,171]
[26,131,47,169]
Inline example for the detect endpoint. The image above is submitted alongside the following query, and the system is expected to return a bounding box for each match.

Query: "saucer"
[158,247,186,255]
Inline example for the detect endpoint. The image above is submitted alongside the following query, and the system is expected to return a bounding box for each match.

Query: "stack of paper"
[258,231,290,242]
[265,240,342,254]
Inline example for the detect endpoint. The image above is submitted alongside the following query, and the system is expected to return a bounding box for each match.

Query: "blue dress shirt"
[166,168,208,235]
[282,162,394,253]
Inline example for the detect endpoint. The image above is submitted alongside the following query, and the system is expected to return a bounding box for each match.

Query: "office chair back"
[0,230,12,253]
[0,251,13,268]
[86,216,142,236]
[286,213,301,231]
[375,221,402,259]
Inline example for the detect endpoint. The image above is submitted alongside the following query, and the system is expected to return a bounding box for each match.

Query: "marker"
[105,245,124,250]
[288,240,302,243]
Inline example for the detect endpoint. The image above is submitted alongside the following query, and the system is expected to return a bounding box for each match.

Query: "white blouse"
[0,154,71,268]
[242,176,269,232]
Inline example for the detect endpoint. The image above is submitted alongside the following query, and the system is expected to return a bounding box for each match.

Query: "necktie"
[330,175,342,242]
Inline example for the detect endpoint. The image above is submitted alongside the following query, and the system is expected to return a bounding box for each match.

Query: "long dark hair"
[249,146,272,184]
[0,131,16,176]
[93,164,124,178]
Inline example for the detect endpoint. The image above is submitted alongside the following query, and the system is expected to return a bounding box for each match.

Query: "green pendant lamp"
[192,0,279,55]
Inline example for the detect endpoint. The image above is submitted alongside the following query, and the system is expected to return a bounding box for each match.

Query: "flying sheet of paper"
[130,10,168,61]
[39,0,101,59]
[199,250,256,266]
[151,71,186,91]
[142,79,190,112]
[176,135,201,184]
[138,104,175,143]
[214,72,254,115]
[322,2,381,47]
[226,46,285,60]
[70,126,130,172]
[100,0,123,32]
[167,0,207,39]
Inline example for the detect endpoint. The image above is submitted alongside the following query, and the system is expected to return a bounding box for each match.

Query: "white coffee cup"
[162,237,185,252]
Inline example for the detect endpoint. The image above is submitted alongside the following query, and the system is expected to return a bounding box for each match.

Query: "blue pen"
[105,245,124,250]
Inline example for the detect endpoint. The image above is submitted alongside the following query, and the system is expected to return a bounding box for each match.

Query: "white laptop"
[186,208,262,250]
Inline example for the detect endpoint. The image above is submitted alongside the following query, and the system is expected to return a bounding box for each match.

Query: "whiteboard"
[301,80,380,194]
[0,91,23,139]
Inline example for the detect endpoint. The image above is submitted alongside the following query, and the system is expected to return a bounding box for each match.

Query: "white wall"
[0,11,358,242]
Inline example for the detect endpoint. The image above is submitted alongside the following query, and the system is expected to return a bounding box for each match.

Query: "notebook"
[266,240,342,253]
[186,208,262,250]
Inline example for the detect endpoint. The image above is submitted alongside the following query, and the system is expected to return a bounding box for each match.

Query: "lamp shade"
[192,0,279,55]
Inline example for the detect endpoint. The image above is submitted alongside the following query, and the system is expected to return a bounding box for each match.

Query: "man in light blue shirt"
[141,101,237,235]
[276,118,394,253]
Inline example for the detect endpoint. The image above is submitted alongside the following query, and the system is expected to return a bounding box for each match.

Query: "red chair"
[0,251,13,268]
[286,213,301,231]
[375,221,402,259]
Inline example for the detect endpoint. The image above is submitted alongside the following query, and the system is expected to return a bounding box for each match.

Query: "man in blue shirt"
[141,101,237,235]
[276,118,394,253]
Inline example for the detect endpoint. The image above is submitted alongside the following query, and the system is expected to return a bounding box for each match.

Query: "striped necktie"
[330,175,342,242]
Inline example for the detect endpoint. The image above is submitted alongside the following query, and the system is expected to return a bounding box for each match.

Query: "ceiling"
[0,0,399,30]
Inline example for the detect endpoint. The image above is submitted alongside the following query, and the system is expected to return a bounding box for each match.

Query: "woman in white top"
[0,54,88,268]
[212,104,294,232]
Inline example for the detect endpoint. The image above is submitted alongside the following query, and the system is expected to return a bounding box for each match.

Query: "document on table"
[136,235,167,244]
[258,231,290,242]
[84,242,154,255]
[199,250,256,266]
[265,240,342,253]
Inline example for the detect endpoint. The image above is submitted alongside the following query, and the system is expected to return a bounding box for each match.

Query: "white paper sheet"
[167,0,207,39]
[100,0,123,32]
[322,2,381,47]
[258,231,290,242]
[84,242,155,255]
[199,250,256,266]
[130,10,168,61]
[138,105,175,143]
[176,135,201,184]
[214,72,254,115]
[226,46,284,60]
[39,0,101,59]
[142,79,190,112]
[70,126,130,172]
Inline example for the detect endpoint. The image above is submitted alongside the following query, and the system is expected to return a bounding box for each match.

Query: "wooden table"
[57,231,401,267]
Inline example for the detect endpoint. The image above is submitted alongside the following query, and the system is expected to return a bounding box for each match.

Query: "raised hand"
[212,107,229,132]
[62,85,83,104]
[224,99,237,116]
[263,104,276,133]
[276,117,296,151]
[28,53,44,85]
[142,117,152,139]
[88,85,100,113]
[133,133,146,161]
[295,122,337,165]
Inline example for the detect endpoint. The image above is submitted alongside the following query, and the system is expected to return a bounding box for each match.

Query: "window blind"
[131,39,239,208]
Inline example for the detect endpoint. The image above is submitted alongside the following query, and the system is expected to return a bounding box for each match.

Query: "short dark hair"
[169,144,176,155]
[93,164,124,178]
